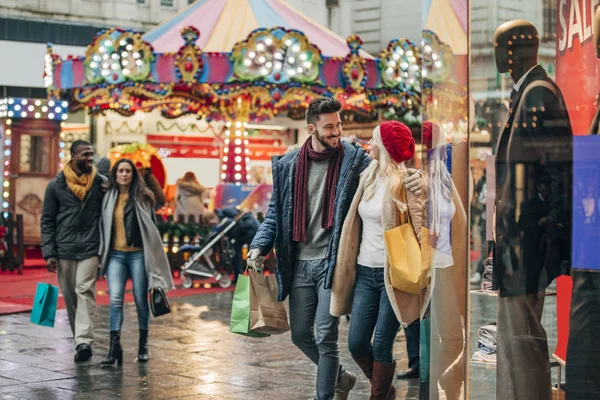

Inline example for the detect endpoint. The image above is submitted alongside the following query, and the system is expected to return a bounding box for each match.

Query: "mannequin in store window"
[493,20,572,400]
[565,8,600,399]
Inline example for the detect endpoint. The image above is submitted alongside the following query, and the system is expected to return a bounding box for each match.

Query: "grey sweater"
[296,159,333,261]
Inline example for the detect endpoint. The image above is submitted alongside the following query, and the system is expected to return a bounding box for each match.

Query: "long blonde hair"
[363,125,408,211]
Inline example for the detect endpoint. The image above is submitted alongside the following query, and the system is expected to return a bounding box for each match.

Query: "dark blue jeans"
[106,250,149,331]
[348,265,400,364]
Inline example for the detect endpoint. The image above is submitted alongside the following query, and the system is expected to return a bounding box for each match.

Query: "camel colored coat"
[330,162,428,326]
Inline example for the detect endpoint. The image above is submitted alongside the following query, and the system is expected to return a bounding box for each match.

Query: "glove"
[247,248,265,271]
[405,168,423,196]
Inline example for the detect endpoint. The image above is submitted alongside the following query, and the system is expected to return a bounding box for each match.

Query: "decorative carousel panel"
[342,36,368,92]
[379,39,420,93]
[231,28,323,85]
[422,30,454,83]
[84,29,155,85]
[175,26,204,84]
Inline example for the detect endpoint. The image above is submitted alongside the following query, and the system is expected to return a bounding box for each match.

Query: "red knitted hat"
[379,121,415,163]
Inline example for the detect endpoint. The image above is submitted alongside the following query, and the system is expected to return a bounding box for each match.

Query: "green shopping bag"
[420,317,431,384]
[229,274,269,338]
[30,282,59,328]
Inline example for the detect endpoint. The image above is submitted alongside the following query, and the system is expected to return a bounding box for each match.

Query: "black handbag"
[149,287,171,317]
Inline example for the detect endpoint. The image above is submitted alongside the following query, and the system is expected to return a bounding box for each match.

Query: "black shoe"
[74,343,93,362]
[138,329,149,362]
[101,331,123,367]
[396,367,419,379]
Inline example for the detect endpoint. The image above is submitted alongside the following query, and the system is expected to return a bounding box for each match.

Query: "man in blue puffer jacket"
[248,98,422,400]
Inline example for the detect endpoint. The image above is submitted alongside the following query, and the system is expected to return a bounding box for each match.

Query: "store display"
[493,19,573,400]
[472,321,497,364]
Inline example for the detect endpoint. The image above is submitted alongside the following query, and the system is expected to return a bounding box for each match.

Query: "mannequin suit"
[493,20,573,400]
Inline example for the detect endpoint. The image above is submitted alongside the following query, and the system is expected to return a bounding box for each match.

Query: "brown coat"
[330,161,427,326]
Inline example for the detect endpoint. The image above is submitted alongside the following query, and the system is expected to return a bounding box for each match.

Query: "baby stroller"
[178,215,241,289]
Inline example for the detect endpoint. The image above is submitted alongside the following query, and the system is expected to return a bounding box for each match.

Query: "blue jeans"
[348,265,400,364]
[289,259,343,400]
[106,250,149,331]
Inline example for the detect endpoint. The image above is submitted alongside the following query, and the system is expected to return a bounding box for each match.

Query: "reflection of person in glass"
[330,121,423,399]
[493,20,572,400]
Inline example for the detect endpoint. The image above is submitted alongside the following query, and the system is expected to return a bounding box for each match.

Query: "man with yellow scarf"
[41,140,106,362]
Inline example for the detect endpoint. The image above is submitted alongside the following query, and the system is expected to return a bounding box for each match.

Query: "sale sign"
[556,0,600,135]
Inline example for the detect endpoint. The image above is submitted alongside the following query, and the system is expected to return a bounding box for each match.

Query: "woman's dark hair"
[109,158,155,206]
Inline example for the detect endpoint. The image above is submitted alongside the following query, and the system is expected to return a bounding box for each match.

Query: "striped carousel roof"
[423,0,467,55]
[143,0,368,58]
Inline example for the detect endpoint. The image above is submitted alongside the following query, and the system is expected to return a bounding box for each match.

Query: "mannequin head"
[594,7,600,58]
[494,20,539,82]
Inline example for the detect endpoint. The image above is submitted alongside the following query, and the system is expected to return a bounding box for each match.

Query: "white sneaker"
[470,272,482,284]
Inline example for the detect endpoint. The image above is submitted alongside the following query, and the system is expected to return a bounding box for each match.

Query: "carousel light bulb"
[224,139,230,144]
[61,114,68,121]
[123,69,130,75]
[257,43,265,51]
[6,112,12,118]
[293,45,300,52]
[300,53,308,61]
[235,165,242,172]
[101,70,110,76]
[266,62,273,68]
[42,106,48,112]
[120,40,127,46]
[3,150,9,156]
[235,173,242,180]
[48,113,54,119]
[111,64,119,70]
[226,122,231,127]
[5,129,10,135]
[221,173,227,179]
[304,62,312,68]
[28,106,34,112]
[275,62,283,70]
[235,122,242,128]
[223,156,228,162]
[401,62,409,69]
[99,46,106,53]
[245,148,250,154]
[102,54,109,61]
[62,101,68,108]
[387,61,396,67]
[244,140,249,145]
[235,139,241,145]
[126,44,133,51]
[288,69,296,76]
[288,57,295,64]
[248,52,256,59]
[123,60,129,66]
[296,67,304,74]
[244,131,248,137]
[4,140,9,146]
[235,130,241,136]
[243,122,248,127]
[245,157,250,162]
[285,39,293,46]
[386,68,394,74]
[20,112,26,118]
[222,165,227,171]
[265,38,273,45]
[103,63,109,69]
[435,61,442,68]
[93,55,101,62]
[244,59,252,66]
[407,51,413,57]
[133,52,140,59]
[425,45,432,53]
[3,193,8,198]
[111,53,118,60]
[235,156,242,163]
[121,52,128,58]
[432,54,438,60]
[226,131,231,136]
[223,148,229,153]
[260,68,268,75]
[14,105,20,111]
[104,40,112,47]
[247,174,251,180]
[235,147,242,154]
[7,99,13,105]
[2,203,7,209]
[54,107,61,113]
[136,60,143,66]
[90,62,98,68]
[274,52,283,60]
[258,56,266,63]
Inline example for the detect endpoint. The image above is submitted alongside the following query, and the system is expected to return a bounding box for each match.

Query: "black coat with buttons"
[494,65,573,297]
[41,171,106,260]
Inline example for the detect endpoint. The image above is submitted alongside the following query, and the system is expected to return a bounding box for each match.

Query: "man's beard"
[76,159,93,174]
[315,128,341,151]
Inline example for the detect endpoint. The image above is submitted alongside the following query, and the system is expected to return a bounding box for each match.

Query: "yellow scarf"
[63,162,97,201]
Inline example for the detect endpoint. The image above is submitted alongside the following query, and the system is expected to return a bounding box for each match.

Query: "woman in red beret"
[330,120,424,399]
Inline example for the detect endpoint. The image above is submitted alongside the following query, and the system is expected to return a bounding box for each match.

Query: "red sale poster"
[556,0,600,136]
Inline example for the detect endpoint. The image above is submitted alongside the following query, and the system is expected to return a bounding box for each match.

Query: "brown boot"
[353,352,373,381]
[371,361,396,400]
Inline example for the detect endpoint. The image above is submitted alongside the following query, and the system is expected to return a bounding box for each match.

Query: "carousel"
[42,0,422,190]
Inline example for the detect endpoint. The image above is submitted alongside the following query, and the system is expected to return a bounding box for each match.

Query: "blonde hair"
[363,125,408,211]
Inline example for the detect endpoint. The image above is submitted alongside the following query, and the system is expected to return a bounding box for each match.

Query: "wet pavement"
[0,291,421,399]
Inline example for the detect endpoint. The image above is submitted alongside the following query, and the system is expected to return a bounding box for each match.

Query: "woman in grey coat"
[99,159,174,366]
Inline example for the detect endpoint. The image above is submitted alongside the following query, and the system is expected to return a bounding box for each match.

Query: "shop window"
[160,0,173,7]
[542,0,556,41]
[19,135,50,175]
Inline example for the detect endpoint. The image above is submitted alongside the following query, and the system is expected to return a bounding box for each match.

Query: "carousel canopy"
[143,0,370,58]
